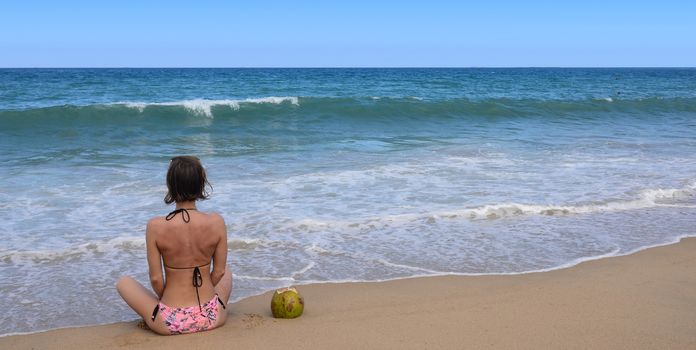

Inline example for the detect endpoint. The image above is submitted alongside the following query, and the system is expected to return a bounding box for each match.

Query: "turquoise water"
[1,68,696,335]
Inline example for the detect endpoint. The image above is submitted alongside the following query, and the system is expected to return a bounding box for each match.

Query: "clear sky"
[1,0,694,67]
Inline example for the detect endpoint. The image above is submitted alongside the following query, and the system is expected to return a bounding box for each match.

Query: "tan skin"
[116,200,232,335]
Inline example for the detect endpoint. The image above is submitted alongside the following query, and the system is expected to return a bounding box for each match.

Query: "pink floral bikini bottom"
[154,294,226,334]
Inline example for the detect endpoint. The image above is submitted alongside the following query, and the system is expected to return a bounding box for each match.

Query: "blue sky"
[1,0,694,67]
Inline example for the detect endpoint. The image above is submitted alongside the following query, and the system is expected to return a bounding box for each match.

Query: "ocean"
[1,68,695,335]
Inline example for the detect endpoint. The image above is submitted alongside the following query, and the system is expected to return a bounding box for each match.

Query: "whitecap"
[120,96,299,117]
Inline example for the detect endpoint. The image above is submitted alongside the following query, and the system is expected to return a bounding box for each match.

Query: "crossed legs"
[116,266,233,335]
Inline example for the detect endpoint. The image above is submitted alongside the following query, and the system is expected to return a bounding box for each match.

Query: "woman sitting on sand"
[116,156,232,335]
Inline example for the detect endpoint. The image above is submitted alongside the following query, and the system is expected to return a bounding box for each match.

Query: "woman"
[116,156,232,335]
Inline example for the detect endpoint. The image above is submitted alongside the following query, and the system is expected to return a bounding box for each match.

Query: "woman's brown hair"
[164,156,211,204]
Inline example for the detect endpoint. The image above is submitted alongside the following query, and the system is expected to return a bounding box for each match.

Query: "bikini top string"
[165,207,197,223]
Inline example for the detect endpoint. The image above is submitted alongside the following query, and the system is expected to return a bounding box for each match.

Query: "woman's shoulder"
[145,216,167,231]
[196,211,226,236]
[200,211,225,225]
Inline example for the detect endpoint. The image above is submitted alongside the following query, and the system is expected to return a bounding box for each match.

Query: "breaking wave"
[121,96,299,117]
[2,96,696,122]
[276,182,696,230]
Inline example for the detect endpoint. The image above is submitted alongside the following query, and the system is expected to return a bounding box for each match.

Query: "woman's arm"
[211,214,228,286]
[145,220,165,298]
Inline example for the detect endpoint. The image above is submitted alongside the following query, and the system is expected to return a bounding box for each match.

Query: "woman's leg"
[115,276,169,335]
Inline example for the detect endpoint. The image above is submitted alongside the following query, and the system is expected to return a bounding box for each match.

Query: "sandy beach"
[3,0,696,346]
[1,237,694,349]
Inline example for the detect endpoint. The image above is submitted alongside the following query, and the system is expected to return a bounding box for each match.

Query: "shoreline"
[4,234,693,339]
[3,236,696,349]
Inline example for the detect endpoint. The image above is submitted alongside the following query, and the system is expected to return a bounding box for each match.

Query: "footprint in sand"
[242,313,265,329]
[136,320,150,331]
[115,321,152,347]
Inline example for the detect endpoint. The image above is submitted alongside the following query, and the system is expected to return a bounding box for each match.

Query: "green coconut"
[271,287,304,319]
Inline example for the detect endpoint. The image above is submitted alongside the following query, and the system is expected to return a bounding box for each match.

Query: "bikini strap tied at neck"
[165,208,196,223]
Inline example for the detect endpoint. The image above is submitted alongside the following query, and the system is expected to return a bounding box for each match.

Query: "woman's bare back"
[147,209,227,307]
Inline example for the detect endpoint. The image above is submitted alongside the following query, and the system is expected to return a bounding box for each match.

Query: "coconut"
[270,287,304,319]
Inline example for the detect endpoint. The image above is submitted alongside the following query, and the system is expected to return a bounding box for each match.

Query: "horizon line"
[1,66,696,69]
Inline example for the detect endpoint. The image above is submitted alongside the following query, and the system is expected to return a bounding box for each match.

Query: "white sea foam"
[235,275,295,282]
[0,237,278,264]
[121,96,299,117]
[445,182,696,221]
[436,184,694,220]
[273,182,696,230]
[640,186,695,201]
[2,181,694,266]
[305,242,339,255]
[292,261,316,277]
[376,258,443,274]
[229,237,279,250]
[0,236,145,264]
